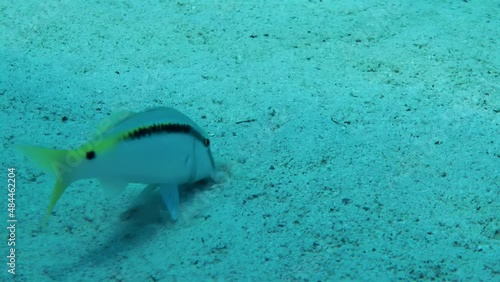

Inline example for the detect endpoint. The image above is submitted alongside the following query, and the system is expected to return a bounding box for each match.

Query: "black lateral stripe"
[123,123,210,147]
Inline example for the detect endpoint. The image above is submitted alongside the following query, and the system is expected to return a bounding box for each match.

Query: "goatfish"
[17,107,216,224]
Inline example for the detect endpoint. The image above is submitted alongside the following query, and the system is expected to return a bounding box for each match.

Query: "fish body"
[17,107,215,224]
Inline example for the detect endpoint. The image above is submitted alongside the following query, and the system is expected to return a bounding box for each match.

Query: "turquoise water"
[1,1,499,281]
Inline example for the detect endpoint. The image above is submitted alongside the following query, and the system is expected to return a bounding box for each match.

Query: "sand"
[1,1,498,281]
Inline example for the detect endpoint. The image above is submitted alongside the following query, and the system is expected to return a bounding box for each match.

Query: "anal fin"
[100,179,128,198]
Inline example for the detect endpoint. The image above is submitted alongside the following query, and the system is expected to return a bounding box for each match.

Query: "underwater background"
[1,1,499,281]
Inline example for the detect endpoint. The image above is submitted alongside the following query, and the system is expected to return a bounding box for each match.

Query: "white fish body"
[17,107,215,224]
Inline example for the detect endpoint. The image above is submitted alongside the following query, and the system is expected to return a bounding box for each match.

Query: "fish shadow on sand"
[73,179,215,270]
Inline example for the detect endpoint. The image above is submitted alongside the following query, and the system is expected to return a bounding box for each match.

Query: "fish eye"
[86,151,96,160]
[204,139,210,146]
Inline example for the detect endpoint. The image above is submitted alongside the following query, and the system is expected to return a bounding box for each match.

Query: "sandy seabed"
[1,1,499,281]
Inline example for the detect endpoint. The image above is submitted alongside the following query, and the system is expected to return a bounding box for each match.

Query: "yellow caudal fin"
[16,145,74,225]
[44,180,69,225]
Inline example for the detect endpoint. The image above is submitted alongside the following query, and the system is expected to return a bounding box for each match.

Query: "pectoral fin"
[159,184,180,220]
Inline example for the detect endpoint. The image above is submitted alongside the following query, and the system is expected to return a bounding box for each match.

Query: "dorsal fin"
[95,110,135,134]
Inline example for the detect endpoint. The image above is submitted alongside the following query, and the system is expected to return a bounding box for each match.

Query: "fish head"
[192,137,216,182]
